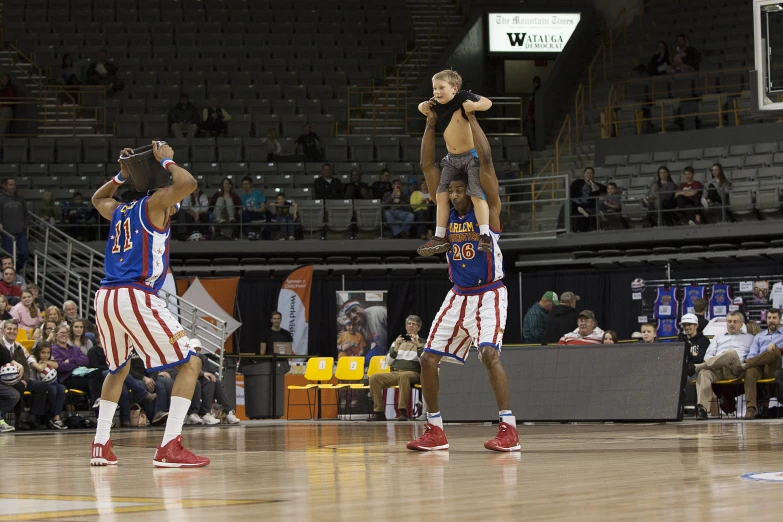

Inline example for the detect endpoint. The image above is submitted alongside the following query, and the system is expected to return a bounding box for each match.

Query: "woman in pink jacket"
[10,290,42,333]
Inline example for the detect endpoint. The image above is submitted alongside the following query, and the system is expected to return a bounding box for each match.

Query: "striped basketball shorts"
[94,286,194,373]
[424,284,508,364]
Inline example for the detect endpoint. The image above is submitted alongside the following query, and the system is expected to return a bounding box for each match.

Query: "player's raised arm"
[147,141,198,212]
[420,109,441,199]
[91,148,133,220]
[467,114,502,230]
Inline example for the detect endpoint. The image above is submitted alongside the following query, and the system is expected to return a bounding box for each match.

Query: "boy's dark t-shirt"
[432,90,481,134]
[295,132,321,160]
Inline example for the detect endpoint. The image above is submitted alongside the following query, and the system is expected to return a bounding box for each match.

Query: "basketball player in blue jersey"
[89,141,209,468]
[407,109,519,452]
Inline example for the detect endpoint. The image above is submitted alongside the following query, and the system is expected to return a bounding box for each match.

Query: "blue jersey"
[101,196,170,292]
[446,208,504,290]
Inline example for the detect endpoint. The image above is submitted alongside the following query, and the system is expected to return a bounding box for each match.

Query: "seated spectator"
[646,166,677,227]
[0,73,17,135]
[343,168,369,200]
[692,298,710,334]
[57,53,82,86]
[673,34,701,72]
[260,311,294,354]
[523,291,558,344]
[178,182,210,240]
[62,300,97,338]
[61,191,96,240]
[704,163,730,209]
[264,128,283,161]
[69,318,93,356]
[0,341,20,433]
[3,320,48,430]
[545,291,580,344]
[410,179,433,241]
[295,123,323,162]
[569,167,606,232]
[36,320,58,344]
[92,345,160,428]
[681,314,709,378]
[675,166,704,225]
[372,169,392,199]
[598,182,629,228]
[51,323,103,408]
[0,267,21,303]
[22,283,40,309]
[270,193,297,241]
[496,159,519,181]
[1,255,24,286]
[85,49,123,96]
[209,178,241,240]
[638,322,657,343]
[126,351,169,427]
[191,338,239,424]
[201,98,232,137]
[30,341,67,429]
[383,179,414,239]
[9,290,41,332]
[747,320,761,335]
[313,163,343,200]
[741,309,783,419]
[602,330,619,344]
[239,176,268,241]
[37,190,58,225]
[558,310,604,345]
[168,93,200,139]
[367,315,423,422]
[693,311,754,420]
[647,40,672,75]
[0,295,11,322]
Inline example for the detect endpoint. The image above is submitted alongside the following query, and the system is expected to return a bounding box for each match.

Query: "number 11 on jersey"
[112,218,134,254]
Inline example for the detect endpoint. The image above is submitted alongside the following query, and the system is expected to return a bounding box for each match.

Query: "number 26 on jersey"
[451,243,475,260]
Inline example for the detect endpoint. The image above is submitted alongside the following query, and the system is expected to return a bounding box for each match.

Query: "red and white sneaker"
[153,435,210,468]
[484,422,521,452]
[406,423,449,451]
[90,439,118,466]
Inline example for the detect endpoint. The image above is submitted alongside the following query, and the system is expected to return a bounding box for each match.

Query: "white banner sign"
[488,13,581,53]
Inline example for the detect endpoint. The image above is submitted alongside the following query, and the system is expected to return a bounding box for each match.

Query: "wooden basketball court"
[3,420,783,521]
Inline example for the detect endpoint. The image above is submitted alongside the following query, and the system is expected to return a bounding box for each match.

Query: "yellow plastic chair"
[15,329,29,342]
[350,356,389,390]
[286,357,334,420]
[320,356,366,418]
[20,340,35,350]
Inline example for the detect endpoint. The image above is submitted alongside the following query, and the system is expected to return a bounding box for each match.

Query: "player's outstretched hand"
[152,140,174,162]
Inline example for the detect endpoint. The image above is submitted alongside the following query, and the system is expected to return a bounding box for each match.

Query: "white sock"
[427,411,444,429]
[162,396,191,446]
[435,227,447,238]
[93,400,118,445]
[479,225,490,235]
[499,410,516,427]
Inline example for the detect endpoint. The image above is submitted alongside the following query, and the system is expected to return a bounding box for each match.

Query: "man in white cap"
[741,308,783,419]
[681,313,709,379]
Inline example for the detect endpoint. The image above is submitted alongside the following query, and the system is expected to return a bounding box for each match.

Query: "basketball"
[40,366,57,384]
[0,363,20,386]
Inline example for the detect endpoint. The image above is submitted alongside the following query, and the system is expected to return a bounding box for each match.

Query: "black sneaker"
[477,234,492,252]
[396,411,410,421]
[417,236,449,256]
[695,405,708,420]
[366,412,387,422]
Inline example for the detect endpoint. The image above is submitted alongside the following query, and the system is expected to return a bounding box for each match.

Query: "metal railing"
[33,251,86,318]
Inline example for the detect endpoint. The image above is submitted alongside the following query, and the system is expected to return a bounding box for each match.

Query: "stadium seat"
[325,200,353,232]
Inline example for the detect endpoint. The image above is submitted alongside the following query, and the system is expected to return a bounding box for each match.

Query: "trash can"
[221,366,237,411]
[242,359,289,419]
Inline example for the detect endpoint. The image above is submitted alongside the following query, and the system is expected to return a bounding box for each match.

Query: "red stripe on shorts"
[112,288,150,366]
[492,289,500,345]
[128,289,168,366]
[444,298,468,354]
[453,334,471,358]
[475,293,484,344]
[102,289,120,368]
[146,293,184,360]
[427,292,456,347]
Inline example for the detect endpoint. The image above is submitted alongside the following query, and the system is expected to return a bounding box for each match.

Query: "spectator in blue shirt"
[742,308,783,419]
[240,176,269,240]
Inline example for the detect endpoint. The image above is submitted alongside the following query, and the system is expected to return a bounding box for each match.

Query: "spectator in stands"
[647,41,672,75]
[264,128,283,161]
[693,311,753,419]
[703,163,731,211]
[22,283,40,308]
[674,166,704,225]
[38,190,58,225]
[239,176,268,241]
[51,323,103,408]
[639,323,657,343]
[558,310,604,345]
[62,191,96,241]
[62,300,96,338]
[523,291,559,344]
[747,321,761,335]
[270,193,297,241]
[0,178,30,270]
[343,168,369,200]
[741,308,783,419]
[373,169,393,199]
[598,182,629,228]
[168,93,201,139]
[569,167,605,232]
[295,123,323,162]
[0,74,17,135]
[3,320,48,430]
[1,256,24,287]
[37,320,57,343]
[30,341,67,430]
[681,313,709,378]
[209,178,242,240]
[57,53,82,86]
[0,341,21,433]
[673,34,701,72]
[383,179,415,239]
[646,166,677,226]
[69,318,93,356]
[85,49,123,96]
[93,344,160,428]
[178,182,210,240]
[692,298,710,334]
[602,330,618,344]
[0,295,11,323]
[545,291,580,344]
[260,311,294,355]
[126,351,169,427]
[190,338,239,424]
[201,98,232,137]
[410,178,433,241]
[314,163,343,199]
[0,268,21,303]
[45,306,63,326]
[9,290,40,332]
[367,315,423,422]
